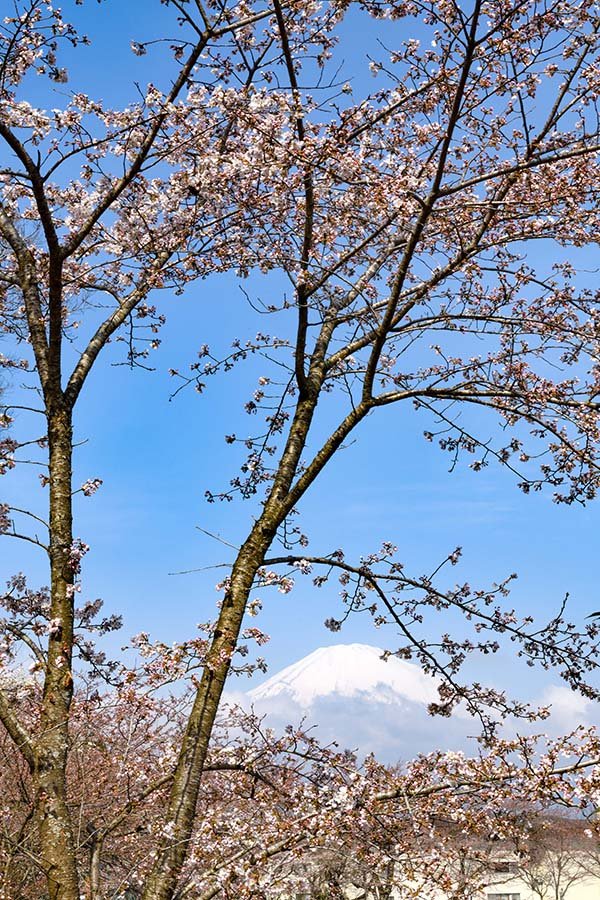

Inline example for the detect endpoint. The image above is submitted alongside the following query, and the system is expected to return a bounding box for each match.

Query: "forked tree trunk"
[141,391,326,900]
[35,401,80,900]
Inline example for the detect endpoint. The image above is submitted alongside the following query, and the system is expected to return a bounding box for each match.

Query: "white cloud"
[540,684,594,733]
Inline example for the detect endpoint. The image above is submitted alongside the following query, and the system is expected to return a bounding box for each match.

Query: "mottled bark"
[1,183,80,897]
[141,528,273,900]
[89,829,103,900]
[34,402,79,900]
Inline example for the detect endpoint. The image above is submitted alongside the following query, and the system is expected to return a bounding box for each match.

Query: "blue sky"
[2,0,599,711]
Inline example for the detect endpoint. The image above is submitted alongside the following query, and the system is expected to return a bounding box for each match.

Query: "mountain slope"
[248,643,438,708]
[238,644,591,762]
[242,643,473,761]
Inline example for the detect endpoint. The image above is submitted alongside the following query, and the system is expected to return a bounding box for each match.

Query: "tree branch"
[0,686,35,770]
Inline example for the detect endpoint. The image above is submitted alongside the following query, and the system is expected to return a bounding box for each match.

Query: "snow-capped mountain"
[248,643,438,708]
[241,643,473,762]
[233,644,592,762]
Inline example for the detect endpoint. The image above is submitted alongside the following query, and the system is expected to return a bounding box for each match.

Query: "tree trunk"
[142,395,323,900]
[141,521,276,900]
[35,402,80,900]
[89,830,103,900]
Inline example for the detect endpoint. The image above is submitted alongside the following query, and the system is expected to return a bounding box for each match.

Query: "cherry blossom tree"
[3,0,600,898]
[2,682,600,900]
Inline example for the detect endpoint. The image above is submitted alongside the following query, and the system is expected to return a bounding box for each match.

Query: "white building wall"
[476,872,600,900]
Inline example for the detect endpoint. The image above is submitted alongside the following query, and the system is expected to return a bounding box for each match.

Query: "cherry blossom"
[3,1,600,899]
